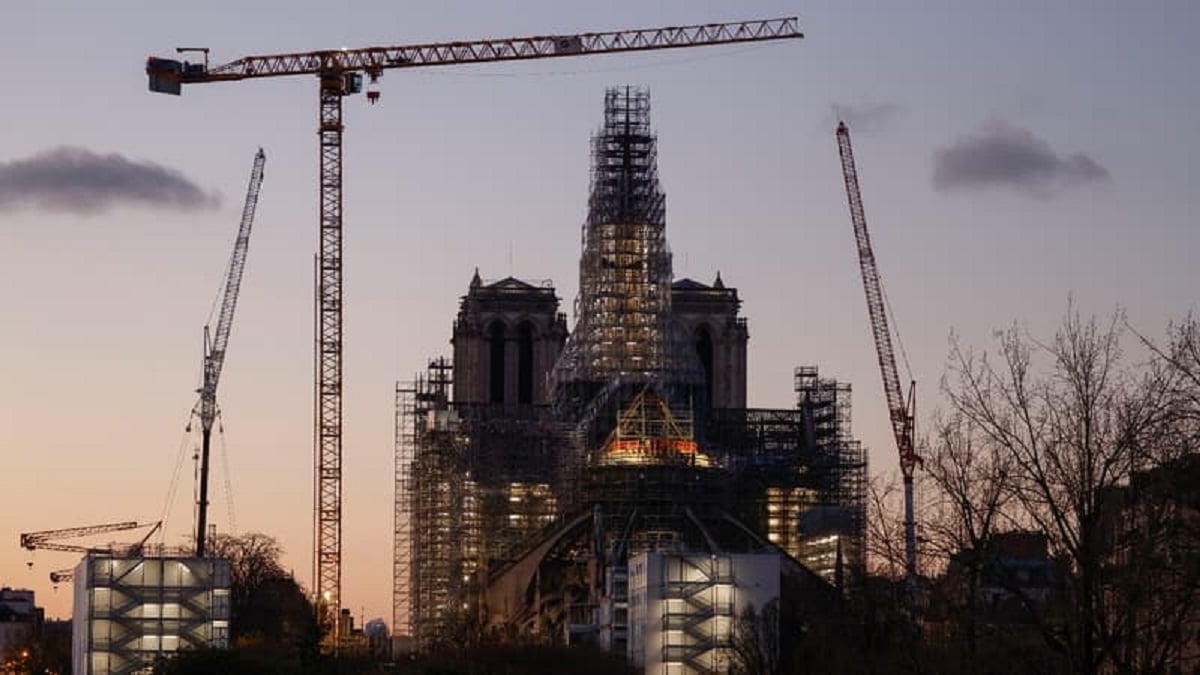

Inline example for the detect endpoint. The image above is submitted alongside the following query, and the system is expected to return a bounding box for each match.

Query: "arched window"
[695,326,714,408]
[489,322,506,404]
[517,321,535,405]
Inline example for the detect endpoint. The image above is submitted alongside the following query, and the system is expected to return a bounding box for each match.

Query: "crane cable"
[879,276,915,386]
[217,410,239,535]
[159,409,197,545]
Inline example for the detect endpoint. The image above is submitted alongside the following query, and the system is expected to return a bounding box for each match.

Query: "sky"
[2,1,1197,623]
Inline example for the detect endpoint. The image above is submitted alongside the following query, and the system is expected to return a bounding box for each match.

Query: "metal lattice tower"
[393,383,416,641]
[314,75,345,619]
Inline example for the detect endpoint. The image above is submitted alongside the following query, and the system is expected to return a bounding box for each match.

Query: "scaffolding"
[392,382,415,642]
[693,367,867,589]
[408,357,569,650]
[765,485,819,560]
[793,366,867,587]
[552,87,701,399]
[400,87,868,648]
[409,358,475,649]
[597,387,711,468]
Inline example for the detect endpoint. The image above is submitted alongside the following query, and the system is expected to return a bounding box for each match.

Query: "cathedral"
[396,87,866,666]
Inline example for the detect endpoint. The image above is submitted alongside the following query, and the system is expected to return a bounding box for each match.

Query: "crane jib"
[146,17,801,93]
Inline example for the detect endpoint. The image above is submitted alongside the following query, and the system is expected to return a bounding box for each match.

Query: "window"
[695,327,714,407]
[517,321,535,405]
[488,322,506,404]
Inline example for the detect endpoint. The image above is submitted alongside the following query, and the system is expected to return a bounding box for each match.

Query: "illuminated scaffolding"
[400,87,868,649]
[794,366,867,586]
[407,359,565,650]
[408,359,475,649]
[552,87,701,398]
[697,367,867,590]
[597,387,710,468]
[392,382,415,642]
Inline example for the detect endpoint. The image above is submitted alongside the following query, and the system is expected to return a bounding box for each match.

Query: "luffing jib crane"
[192,148,266,559]
[146,17,803,624]
[836,121,921,588]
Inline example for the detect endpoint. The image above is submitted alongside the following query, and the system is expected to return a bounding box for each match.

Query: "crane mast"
[836,121,920,587]
[146,17,802,632]
[195,148,266,558]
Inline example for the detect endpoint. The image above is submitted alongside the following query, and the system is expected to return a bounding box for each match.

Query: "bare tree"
[1107,314,1200,673]
[1138,314,1200,438]
[729,599,780,675]
[203,532,287,635]
[921,408,1018,667]
[939,308,1186,674]
[866,473,908,581]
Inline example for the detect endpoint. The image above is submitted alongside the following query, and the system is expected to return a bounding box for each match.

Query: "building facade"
[0,588,42,668]
[451,273,568,406]
[72,554,231,675]
[628,552,780,674]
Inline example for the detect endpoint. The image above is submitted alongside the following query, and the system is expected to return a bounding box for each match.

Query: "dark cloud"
[933,122,1109,196]
[831,102,903,133]
[0,146,220,215]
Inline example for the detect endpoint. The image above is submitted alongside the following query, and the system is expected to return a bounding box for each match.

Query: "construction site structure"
[392,382,416,649]
[550,86,702,400]
[72,553,231,675]
[192,148,265,558]
[792,366,867,585]
[395,89,866,663]
[17,521,231,673]
[146,19,802,632]
[628,552,780,673]
[452,274,567,407]
[836,121,920,589]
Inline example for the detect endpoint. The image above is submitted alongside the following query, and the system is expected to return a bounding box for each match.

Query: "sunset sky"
[2,1,1197,623]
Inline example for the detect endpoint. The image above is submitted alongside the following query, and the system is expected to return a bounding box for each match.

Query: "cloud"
[831,102,903,133]
[0,146,220,215]
[933,122,1109,196]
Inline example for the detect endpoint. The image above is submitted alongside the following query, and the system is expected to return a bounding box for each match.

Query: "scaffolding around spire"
[553,87,701,401]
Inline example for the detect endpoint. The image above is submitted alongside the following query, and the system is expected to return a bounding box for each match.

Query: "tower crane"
[191,148,266,558]
[836,121,921,589]
[145,17,802,623]
[20,520,163,584]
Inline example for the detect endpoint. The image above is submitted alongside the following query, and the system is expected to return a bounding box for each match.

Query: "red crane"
[145,18,803,631]
[836,121,921,587]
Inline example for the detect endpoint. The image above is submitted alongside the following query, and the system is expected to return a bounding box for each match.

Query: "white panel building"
[72,554,231,675]
[628,552,780,675]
